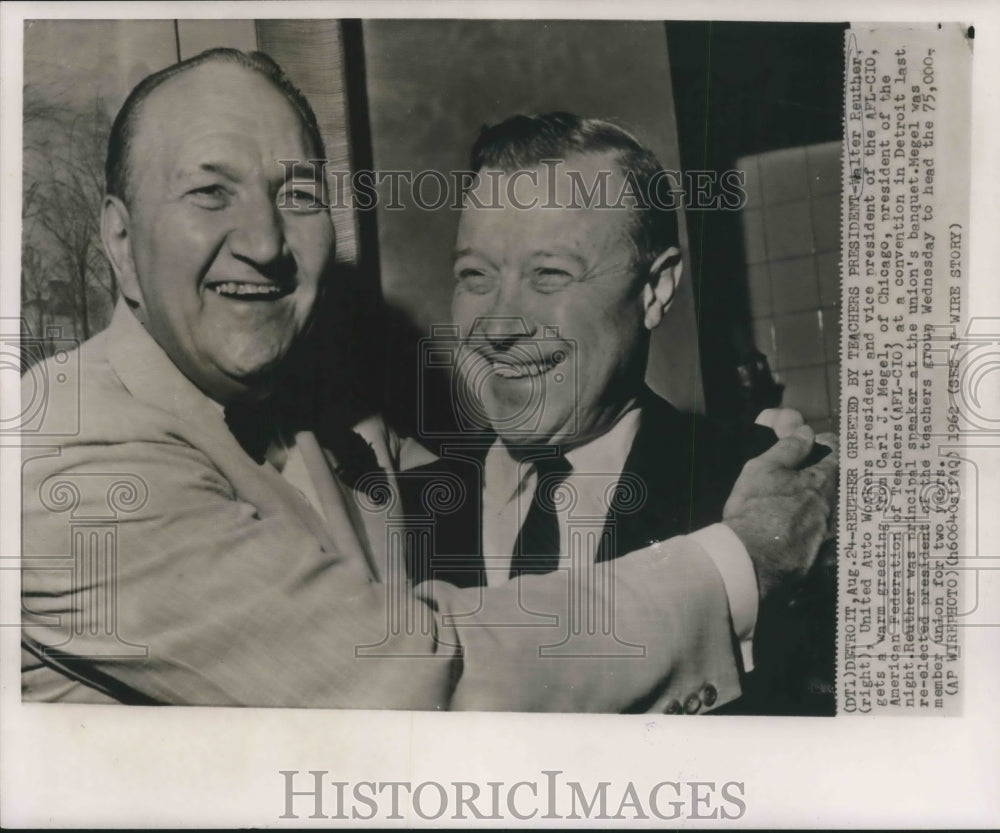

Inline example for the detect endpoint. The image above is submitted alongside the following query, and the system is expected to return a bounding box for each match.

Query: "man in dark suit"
[403,112,836,713]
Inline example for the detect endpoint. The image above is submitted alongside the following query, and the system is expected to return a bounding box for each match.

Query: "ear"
[641,246,683,330]
[101,195,142,307]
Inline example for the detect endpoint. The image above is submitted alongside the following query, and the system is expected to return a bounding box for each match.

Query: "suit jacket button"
[664,699,682,714]
[684,693,702,714]
[702,683,718,707]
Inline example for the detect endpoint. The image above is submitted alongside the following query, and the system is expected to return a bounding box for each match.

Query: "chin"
[220,351,287,390]
[494,420,571,448]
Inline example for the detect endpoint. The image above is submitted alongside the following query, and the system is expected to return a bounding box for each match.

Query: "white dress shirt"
[480,407,758,669]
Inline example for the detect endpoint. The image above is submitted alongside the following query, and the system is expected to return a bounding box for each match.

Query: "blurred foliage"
[22,84,117,360]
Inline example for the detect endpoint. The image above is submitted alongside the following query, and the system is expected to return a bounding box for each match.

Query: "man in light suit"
[21,51,836,712]
[404,113,838,713]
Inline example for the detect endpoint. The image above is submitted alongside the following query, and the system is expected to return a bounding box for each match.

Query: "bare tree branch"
[22,86,115,340]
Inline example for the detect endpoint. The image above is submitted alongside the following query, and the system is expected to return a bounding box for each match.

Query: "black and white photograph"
[16,15,849,715]
[1,2,997,828]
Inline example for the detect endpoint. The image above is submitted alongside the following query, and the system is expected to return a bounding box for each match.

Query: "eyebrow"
[452,248,589,269]
[176,162,245,183]
[453,248,509,276]
[452,247,481,263]
[530,250,588,268]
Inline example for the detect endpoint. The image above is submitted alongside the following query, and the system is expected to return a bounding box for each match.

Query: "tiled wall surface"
[739,141,841,433]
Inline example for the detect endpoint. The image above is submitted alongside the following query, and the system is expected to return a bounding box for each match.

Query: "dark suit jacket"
[401,388,836,715]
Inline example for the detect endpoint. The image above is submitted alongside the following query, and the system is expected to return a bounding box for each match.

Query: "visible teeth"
[210,282,283,296]
[494,364,525,379]
[492,358,557,379]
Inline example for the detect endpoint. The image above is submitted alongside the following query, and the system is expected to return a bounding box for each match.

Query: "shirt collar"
[106,299,289,464]
[564,405,641,479]
[105,299,229,436]
[483,403,643,504]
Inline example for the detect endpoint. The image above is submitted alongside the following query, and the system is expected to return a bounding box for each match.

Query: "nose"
[226,190,287,270]
[472,276,538,349]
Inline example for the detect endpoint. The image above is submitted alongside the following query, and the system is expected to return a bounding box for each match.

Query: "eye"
[186,184,229,209]
[279,185,326,212]
[454,267,496,295]
[531,267,574,291]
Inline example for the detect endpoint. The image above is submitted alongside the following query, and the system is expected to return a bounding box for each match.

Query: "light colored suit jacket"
[21,301,741,712]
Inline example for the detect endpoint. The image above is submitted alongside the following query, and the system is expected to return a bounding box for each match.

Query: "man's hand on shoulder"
[722,425,838,602]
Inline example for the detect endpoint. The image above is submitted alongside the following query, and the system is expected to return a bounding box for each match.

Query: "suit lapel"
[597,392,696,561]
[597,390,775,562]
[297,431,380,580]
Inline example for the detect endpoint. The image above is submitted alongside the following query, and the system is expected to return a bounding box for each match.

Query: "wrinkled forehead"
[129,63,321,171]
[458,151,637,260]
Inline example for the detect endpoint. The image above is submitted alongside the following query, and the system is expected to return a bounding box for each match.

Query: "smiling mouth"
[490,352,565,379]
[205,281,291,300]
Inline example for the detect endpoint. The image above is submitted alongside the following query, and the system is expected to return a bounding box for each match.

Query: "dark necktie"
[509,455,572,579]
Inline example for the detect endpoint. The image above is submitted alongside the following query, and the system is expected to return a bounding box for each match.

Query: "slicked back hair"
[105,48,324,205]
[469,112,680,276]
